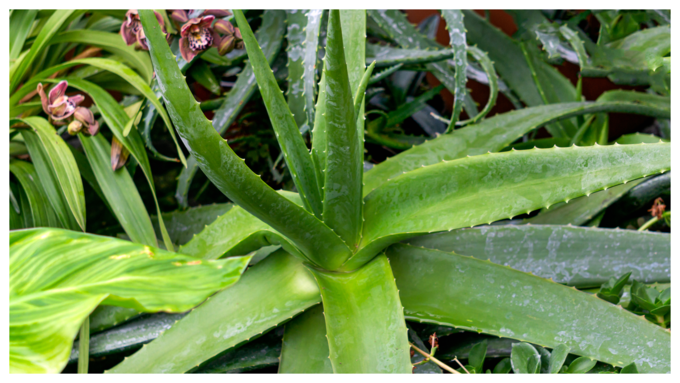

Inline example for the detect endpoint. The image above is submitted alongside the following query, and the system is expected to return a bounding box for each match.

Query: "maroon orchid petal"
[120,21,137,45]
[87,119,100,136]
[153,11,165,26]
[47,100,77,120]
[180,17,201,37]
[136,28,149,50]
[37,83,50,115]
[69,94,85,106]
[179,37,197,62]
[48,81,68,104]
[204,9,232,17]
[198,15,215,29]
[170,10,189,24]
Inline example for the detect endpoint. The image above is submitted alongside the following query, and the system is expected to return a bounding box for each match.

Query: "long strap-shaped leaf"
[9,160,61,228]
[406,225,670,288]
[9,9,38,61]
[16,117,85,231]
[9,228,251,374]
[365,43,454,67]
[349,143,670,270]
[79,134,158,247]
[139,10,350,270]
[286,10,309,129]
[107,249,320,373]
[387,244,670,373]
[340,9,367,140]
[363,97,670,194]
[321,10,363,248]
[307,254,412,373]
[235,10,323,218]
[279,304,333,373]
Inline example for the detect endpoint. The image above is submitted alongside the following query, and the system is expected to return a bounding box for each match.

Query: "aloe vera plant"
[9,9,671,374]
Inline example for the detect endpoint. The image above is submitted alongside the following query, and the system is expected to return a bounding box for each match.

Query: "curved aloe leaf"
[461,46,498,125]
[194,328,283,373]
[363,98,670,194]
[351,143,670,270]
[387,244,670,373]
[188,60,221,95]
[366,43,453,67]
[176,10,286,208]
[89,306,140,333]
[79,134,157,247]
[107,249,320,373]
[340,9,367,138]
[302,10,324,130]
[235,10,323,218]
[307,254,412,373]
[151,203,233,247]
[606,173,670,222]
[279,304,332,373]
[9,160,61,228]
[9,228,251,374]
[406,225,670,288]
[441,10,467,131]
[286,10,309,128]
[16,117,85,231]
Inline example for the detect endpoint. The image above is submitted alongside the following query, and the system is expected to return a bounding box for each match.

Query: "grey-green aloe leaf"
[279,304,332,373]
[406,225,670,288]
[441,10,467,131]
[387,244,670,373]
[9,228,251,374]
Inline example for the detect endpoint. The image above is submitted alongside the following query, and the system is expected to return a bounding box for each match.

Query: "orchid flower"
[37,81,84,123]
[178,15,217,62]
[121,9,167,50]
[67,107,100,136]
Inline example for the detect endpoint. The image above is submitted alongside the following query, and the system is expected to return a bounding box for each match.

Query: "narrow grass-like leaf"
[322,10,363,248]
[107,250,320,373]
[441,10,467,132]
[279,304,332,373]
[387,244,670,373]
[406,225,669,288]
[10,228,251,374]
[189,59,221,95]
[9,10,38,61]
[307,254,412,373]
[79,134,157,247]
[17,117,85,231]
[9,160,61,228]
[141,10,350,270]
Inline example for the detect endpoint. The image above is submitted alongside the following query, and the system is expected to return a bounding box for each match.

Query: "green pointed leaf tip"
[10,229,251,374]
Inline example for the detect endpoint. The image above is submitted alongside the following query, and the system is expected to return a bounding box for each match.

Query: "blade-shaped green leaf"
[462,46,498,125]
[188,59,221,96]
[151,203,233,247]
[387,244,670,373]
[511,343,541,374]
[351,143,669,270]
[406,225,669,288]
[307,254,411,373]
[235,9,323,218]
[365,43,453,67]
[321,10,363,248]
[79,134,157,247]
[9,160,62,228]
[441,10,467,131]
[302,10,324,130]
[193,327,283,373]
[279,304,332,373]
[286,10,309,129]
[17,117,85,231]
[140,10,350,269]
[10,228,251,374]
[340,9,367,139]
[107,249,320,373]
[9,9,38,61]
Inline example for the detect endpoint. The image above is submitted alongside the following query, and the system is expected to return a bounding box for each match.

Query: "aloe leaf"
[235,10,323,218]
[307,254,412,373]
[9,228,251,374]
[366,43,453,67]
[10,9,75,92]
[368,63,404,84]
[42,77,174,251]
[615,133,668,145]
[9,160,62,228]
[179,192,305,261]
[606,173,670,222]
[194,327,283,373]
[79,134,157,247]
[140,10,350,269]
[353,61,375,118]
[441,10,467,131]
[286,10,309,129]
[176,10,285,208]
[406,225,669,288]
[461,46,498,125]
[321,10,363,248]
[17,117,85,231]
[311,70,328,190]
[188,59,221,96]
[89,305,140,333]
[9,9,38,61]
[49,30,153,82]
[363,98,669,195]
[107,249,320,373]
[354,143,670,269]
[151,203,233,247]
[301,10,324,131]
[387,244,670,373]
[340,10,367,136]
[526,179,642,225]
[279,304,332,373]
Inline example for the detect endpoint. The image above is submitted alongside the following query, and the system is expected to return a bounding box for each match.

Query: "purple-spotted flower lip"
[178,15,217,62]
[37,81,84,121]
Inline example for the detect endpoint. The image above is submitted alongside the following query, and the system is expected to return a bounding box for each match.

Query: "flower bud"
[74,107,100,136]
[67,120,83,136]
[111,137,130,171]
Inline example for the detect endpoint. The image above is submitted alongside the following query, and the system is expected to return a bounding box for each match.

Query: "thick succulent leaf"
[189,60,221,95]
[279,304,333,373]
[441,10,467,131]
[179,191,305,261]
[307,254,411,373]
[615,133,668,145]
[302,10,324,130]
[17,117,85,231]
[462,46,498,125]
[9,228,250,374]
[79,134,157,247]
[387,244,670,373]
[526,179,641,225]
[285,10,309,129]
[322,10,363,248]
[89,305,140,334]
[151,203,233,247]
[340,10,367,138]
[140,10,351,270]
[366,43,453,67]
[406,225,670,288]
[235,10,323,218]
[351,143,670,270]
[363,98,669,195]
[9,9,38,61]
[194,328,283,373]
[49,30,153,82]
[9,160,61,228]
[107,249,320,373]
[605,173,670,222]
[177,10,285,208]
[311,70,328,189]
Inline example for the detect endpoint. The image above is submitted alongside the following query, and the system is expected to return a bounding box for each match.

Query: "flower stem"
[409,342,460,374]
